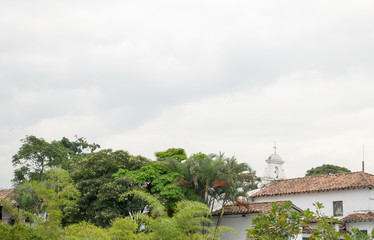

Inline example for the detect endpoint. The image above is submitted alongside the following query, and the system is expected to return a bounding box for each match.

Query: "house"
[251,171,374,218]
[341,212,374,235]
[214,150,374,239]
[0,188,15,224]
[251,171,374,238]
[212,201,303,240]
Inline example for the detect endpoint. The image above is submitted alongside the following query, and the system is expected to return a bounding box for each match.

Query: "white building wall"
[369,188,374,211]
[213,214,254,240]
[1,207,13,224]
[252,188,370,219]
[346,222,374,235]
[214,213,304,240]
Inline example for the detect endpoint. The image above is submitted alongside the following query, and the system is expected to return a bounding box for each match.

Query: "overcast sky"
[1,0,374,188]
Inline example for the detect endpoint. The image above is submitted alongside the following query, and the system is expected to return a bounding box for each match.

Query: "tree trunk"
[216,200,226,229]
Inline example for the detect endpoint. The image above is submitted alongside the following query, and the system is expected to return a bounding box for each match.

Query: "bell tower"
[262,143,286,185]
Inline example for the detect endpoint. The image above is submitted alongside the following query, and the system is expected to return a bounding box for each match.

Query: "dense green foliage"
[246,201,307,239]
[114,162,185,214]
[7,137,257,239]
[70,149,151,227]
[12,136,100,185]
[1,192,232,240]
[155,148,187,162]
[8,137,374,239]
[305,164,351,176]
[115,151,259,221]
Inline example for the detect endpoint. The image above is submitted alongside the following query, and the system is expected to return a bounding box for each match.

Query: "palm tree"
[164,152,259,228]
[213,154,259,228]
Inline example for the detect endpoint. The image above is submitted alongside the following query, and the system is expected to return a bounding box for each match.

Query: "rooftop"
[341,212,374,223]
[252,171,374,197]
[0,188,15,206]
[212,201,302,216]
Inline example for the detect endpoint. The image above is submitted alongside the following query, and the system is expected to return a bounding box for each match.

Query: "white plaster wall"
[213,214,254,240]
[369,188,374,211]
[267,162,285,179]
[252,188,370,219]
[216,188,373,239]
[213,214,305,240]
[1,207,12,223]
[346,222,374,235]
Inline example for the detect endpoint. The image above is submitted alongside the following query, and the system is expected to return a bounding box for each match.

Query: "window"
[355,230,367,239]
[333,201,343,216]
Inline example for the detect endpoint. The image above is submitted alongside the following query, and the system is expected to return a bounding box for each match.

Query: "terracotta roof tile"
[212,201,302,216]
[0,188,15,206]
[252,172,374,197]
[341,212,374,223]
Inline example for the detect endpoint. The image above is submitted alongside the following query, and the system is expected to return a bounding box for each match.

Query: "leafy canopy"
[71,149,151,227]
[305,164,351,176]
[114,162,185,212]
[155,148,187,162]
[12,135,100,185]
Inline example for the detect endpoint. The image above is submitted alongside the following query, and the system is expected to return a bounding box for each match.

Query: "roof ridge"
[268,171,358,182]
[359,171,374,187]
[341,211,374,223]
[253,171,374,198]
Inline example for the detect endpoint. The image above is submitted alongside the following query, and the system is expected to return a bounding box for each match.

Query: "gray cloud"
[1,0,374,187]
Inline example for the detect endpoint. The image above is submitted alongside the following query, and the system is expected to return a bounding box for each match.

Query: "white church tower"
[261,144,286,186]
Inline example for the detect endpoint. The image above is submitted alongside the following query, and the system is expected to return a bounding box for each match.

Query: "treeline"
[2,135,259,239]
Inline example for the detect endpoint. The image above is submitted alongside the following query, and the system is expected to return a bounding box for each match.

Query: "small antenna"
[362,145,365,172]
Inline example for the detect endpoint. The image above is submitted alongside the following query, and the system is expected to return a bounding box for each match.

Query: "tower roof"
[266,153,284,164]
[267,153,282,161]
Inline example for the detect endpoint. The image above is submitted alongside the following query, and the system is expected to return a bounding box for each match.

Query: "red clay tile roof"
[0,188,15,206]
[212,201,302,216]
[252,172,374,197]
[341,212,374,223]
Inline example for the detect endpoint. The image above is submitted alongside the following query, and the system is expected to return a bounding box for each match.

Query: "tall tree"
[190,153,227,206]
[71,149,151,227]
[214,154,259,228]
[58,136,100,171]
[59,136,100,155]
[12,136,69,184]
[44,168,80,226]
[164,152,259,212]
[305,164,351,176]
[114,162,185,216]
[12,135,100,185]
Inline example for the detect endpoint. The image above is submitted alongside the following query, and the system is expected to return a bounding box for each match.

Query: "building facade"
[0,189,15,224]
[213,149,374,239]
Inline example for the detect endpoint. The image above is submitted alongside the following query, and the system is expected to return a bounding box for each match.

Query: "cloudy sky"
[1,0,374,188]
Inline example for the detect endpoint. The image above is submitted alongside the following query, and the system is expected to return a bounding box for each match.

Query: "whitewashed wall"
[213,213,304,240]
[1,207,13,224]
[213,214,254,240]
[346,222,374,235]
[252,188,373,219]
[215,188,374,239]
